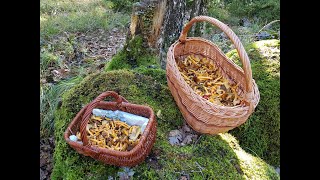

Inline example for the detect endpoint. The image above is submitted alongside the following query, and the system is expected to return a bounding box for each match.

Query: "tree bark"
[128,0,208,69]
[189,0,209,37]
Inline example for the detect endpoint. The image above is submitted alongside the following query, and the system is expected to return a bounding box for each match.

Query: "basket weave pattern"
[64,91,157,167]
[166,16,260,134]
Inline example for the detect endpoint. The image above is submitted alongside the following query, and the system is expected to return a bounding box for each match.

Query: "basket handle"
[79,91,128,146]
[179,16,254,103]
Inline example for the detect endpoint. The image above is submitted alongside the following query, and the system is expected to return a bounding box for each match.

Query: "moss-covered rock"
[105,35,159,71]
[52,69,279,179]
[226,39,280,166]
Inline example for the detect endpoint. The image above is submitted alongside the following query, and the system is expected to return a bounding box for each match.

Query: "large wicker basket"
[166,16,260,134]
[64,91,157,167]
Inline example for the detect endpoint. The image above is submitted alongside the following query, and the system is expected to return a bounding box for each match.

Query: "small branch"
[193,134,202,146]
[212,156,223,166]
[243,146,262,159]
[257,20,280,34]
[237,34,257,37]
[195,162,205,179]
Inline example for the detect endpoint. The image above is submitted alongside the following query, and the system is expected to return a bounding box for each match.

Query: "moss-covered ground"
[227,39,280,166]
[53,69,279,179]
[52,39,279,179]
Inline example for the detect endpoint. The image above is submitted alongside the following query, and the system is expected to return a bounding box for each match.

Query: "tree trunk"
[128,0,208,69]
[189,0,209,37]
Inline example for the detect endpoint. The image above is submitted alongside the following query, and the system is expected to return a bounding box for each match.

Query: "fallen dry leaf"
[51,68,70,81]
[40,137,55,180]
[182,124,191,133]
[180,175,190,180]
[168,130,183,145]
[181,134,196,145]
[168,124,199,146]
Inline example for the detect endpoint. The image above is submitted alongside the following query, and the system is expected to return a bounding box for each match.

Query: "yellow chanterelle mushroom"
[78,114,142,151]
[176,55,244,106]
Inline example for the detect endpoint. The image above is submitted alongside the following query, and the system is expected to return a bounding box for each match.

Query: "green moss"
[133,66,165,83]
[105,35,158,71]
[226,39,280,166]
[104,52,132,70]
[137,55,158,67]
[52,69,279,179]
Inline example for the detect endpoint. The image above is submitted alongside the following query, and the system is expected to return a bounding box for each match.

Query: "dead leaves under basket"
[76,115,142,151]
[168,124,199,146]
[177,55,244,106]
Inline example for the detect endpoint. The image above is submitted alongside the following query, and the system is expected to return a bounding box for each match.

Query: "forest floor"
[40,29,127,180]
[40,1,129,179]
[40,0,280,179]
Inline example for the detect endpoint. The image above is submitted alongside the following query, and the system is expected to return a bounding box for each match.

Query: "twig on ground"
[212,156,223,166]
[257,20,280,34]
[195,162,205,179]
[193,134,202,146]
[243,146,262,159]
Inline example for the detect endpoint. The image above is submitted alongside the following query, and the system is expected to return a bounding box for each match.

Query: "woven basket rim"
[64,101,156,156]
[176,37,245,74]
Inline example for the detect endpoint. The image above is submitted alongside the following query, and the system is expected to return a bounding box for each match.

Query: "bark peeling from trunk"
[128,0,208,69]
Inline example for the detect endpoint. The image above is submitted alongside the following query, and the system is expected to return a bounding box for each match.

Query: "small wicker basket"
[166,16,260,134]
[64,91,157,167]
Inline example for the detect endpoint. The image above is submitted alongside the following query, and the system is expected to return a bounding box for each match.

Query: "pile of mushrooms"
[177,55,244,106]
[76,115,142,151]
